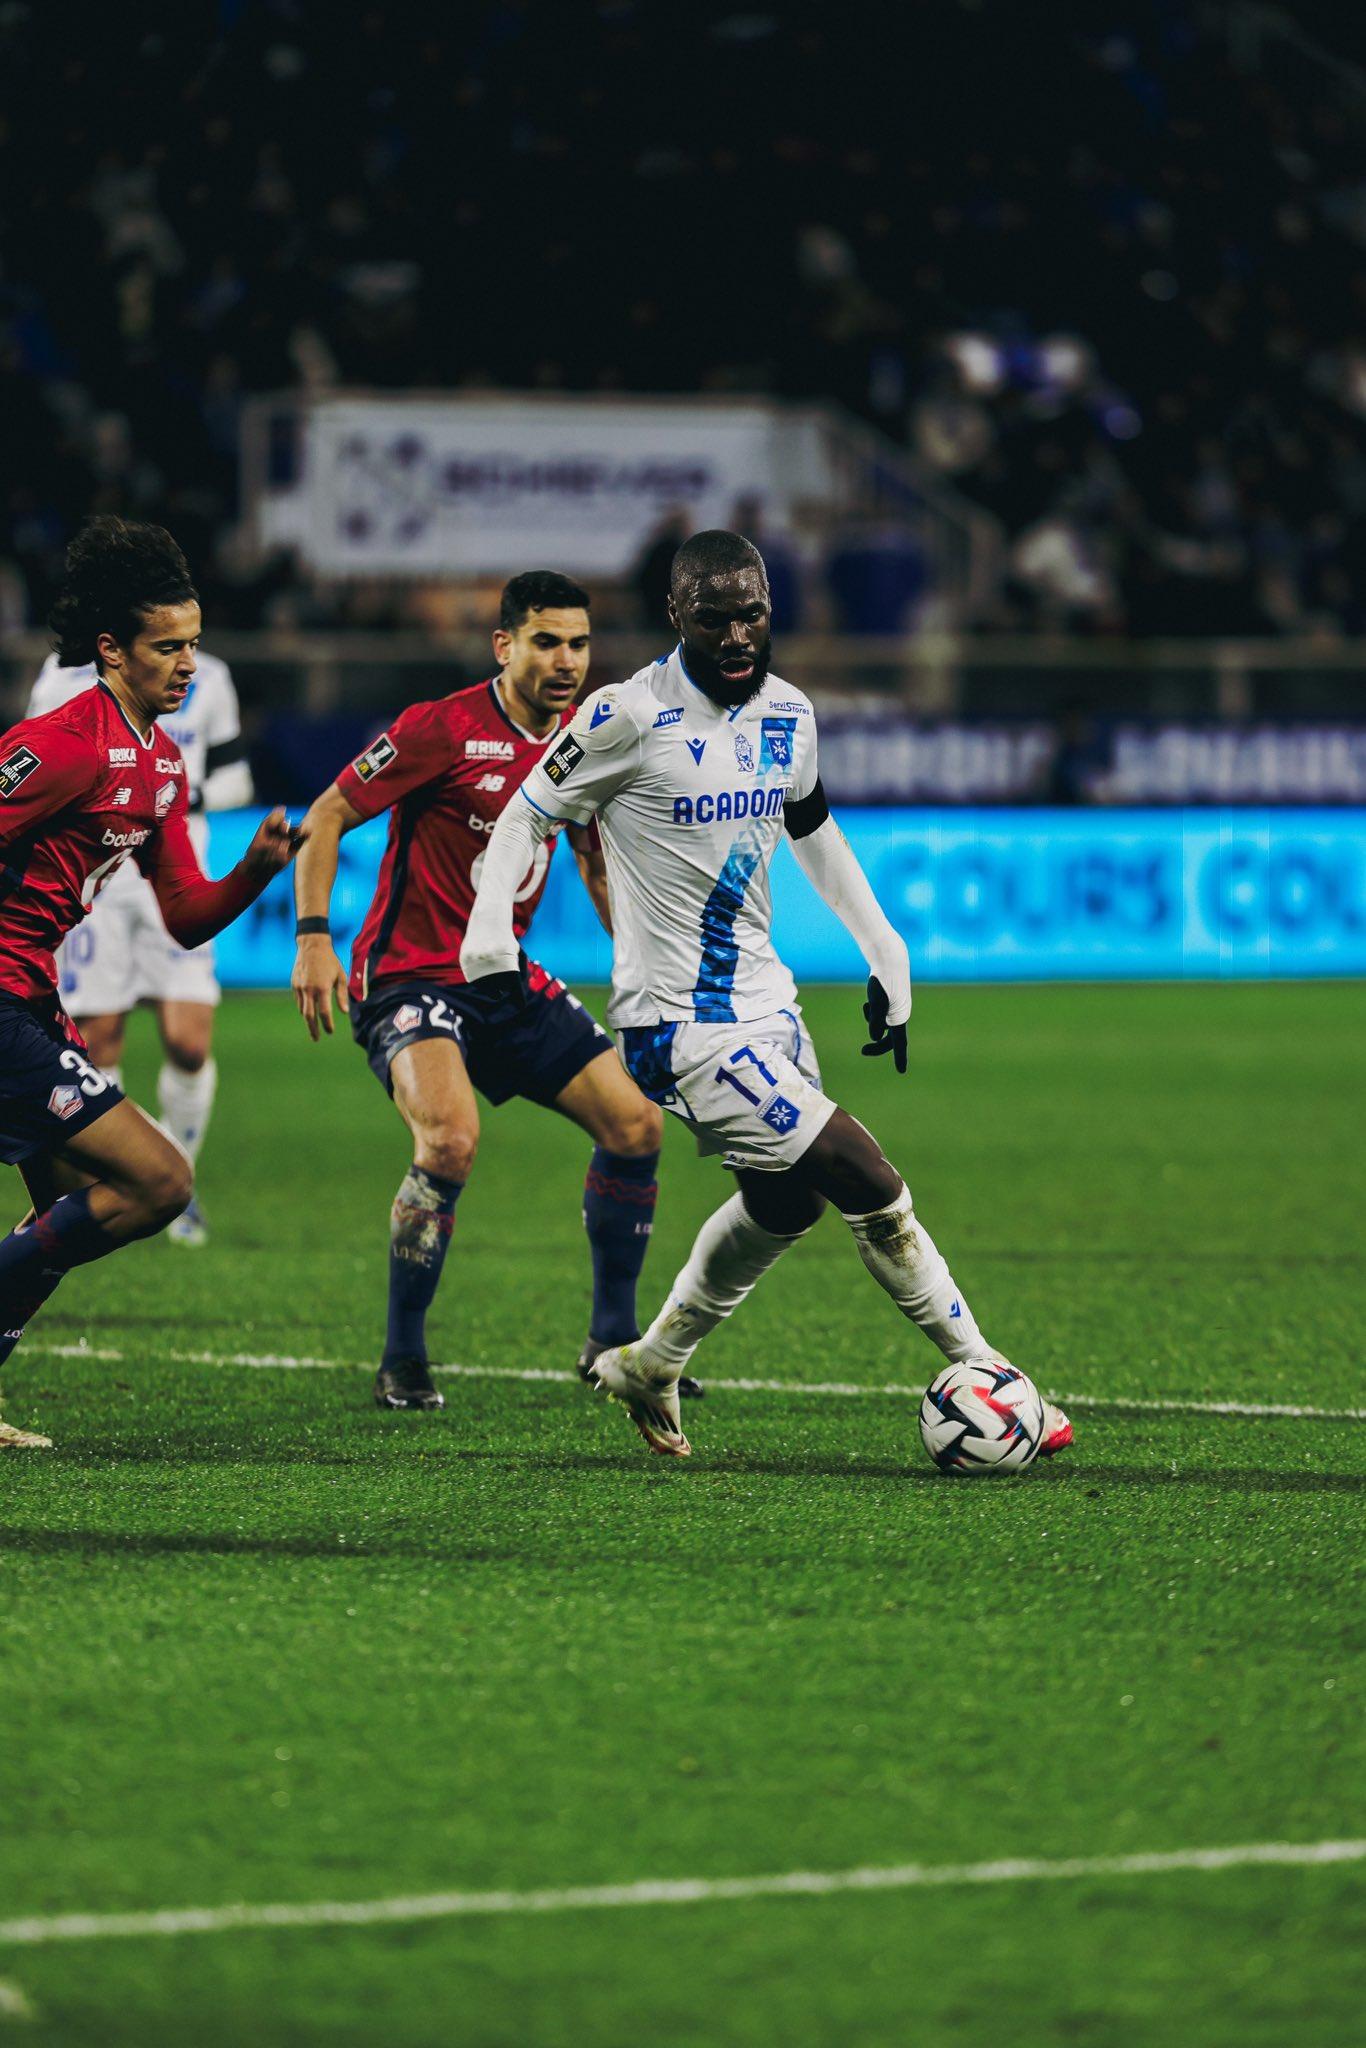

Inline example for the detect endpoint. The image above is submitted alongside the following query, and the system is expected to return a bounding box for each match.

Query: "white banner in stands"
[302,398,825,576]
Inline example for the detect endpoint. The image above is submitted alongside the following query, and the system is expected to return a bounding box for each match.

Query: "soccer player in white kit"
[462,530,1074,1459]
[28,646,253,1244]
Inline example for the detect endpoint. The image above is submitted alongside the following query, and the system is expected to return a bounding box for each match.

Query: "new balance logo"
[685,737,706,764]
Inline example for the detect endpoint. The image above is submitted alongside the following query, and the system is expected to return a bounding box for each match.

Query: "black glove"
[861,975,907,1073]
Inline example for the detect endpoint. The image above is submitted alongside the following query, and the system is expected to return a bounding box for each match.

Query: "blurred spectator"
[630,507,692,634]
[827,519,927,636]
[4,4,1366,639]
[730,497,803,634]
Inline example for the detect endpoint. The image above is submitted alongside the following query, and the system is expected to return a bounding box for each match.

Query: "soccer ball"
[919,1360,1046,1475]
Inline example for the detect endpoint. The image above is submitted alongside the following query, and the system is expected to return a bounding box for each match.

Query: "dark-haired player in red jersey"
[0,518,303,1446]
[292,570,697,1412]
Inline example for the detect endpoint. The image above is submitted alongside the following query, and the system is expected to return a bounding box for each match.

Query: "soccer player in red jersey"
[0,519,303,1445]
[291,572,692,1412]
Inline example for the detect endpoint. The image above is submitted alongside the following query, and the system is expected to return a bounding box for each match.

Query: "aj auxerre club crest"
[759,718,796,772]
[734,731,755,773]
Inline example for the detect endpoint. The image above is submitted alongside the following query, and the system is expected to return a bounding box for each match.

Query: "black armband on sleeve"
[206,735,248,773]
[783,778,830,841]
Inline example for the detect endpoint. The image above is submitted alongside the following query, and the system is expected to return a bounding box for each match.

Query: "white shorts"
[624,1005,837,1172]
[56,872,220,1017]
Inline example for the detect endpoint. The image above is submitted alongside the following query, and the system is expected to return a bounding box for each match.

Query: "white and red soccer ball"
[919,1360,1047,1474]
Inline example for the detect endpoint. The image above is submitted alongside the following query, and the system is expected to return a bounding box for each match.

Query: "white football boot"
[588,1343,691,1458]
[1039,1401,1074,1457]
[0,1418,53,1449]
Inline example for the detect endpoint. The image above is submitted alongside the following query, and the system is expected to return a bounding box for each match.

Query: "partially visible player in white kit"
[462,529,1075,1459]
[27,646,253,1245]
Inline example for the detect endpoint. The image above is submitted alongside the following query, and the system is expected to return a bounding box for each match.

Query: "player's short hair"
[669,529,769,605]
[499,570,591,632]
[49,516,199,668]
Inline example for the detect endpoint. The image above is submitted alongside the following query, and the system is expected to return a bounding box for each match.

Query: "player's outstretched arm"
[291,782,363,1040]
[784,779,912,1073]
[460,792,558,984]
[140,803,305,951]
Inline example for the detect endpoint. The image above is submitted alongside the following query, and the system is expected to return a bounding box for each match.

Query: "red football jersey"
[0,682,193,1000]
[338,679,574,998]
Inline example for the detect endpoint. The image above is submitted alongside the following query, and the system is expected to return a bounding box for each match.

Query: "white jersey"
[518,646,819,1029]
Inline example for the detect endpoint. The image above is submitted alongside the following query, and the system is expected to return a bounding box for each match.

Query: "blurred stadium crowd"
[4,1,1366,642]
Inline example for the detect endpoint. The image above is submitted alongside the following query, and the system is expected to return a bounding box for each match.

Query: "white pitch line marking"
[0,1839,1360,1949]
[0,1978,34,2021]
[24,1342,1366,1423]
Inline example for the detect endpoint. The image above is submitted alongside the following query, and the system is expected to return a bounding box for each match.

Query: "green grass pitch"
[2,982,1363,2047]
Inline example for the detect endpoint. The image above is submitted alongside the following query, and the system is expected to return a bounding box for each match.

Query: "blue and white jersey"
[518,646,818,1029]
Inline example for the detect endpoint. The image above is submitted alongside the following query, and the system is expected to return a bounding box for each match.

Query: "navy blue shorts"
[0,989,125,1165]
[351,963,611,1109]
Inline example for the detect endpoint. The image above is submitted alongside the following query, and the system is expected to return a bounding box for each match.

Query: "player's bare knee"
[415,1127,477,1185]
[80,1018,125,1069]
[138,1151,194,1229]
[604,1100,663,1157]
[802,1112,899,1213]
[163,1038,209,1075]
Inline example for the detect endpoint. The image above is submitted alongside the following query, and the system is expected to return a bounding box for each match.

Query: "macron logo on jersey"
[464,738,516,762]
[673,788,785,825]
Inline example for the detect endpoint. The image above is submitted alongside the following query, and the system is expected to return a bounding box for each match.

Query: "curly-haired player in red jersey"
[0,519,303,1446]
[291,571,696,1412]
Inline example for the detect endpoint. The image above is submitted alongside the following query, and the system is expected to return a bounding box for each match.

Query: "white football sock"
[637,1191,813,1374]
[842,1182,988,1363]
[157,1058,218,1165]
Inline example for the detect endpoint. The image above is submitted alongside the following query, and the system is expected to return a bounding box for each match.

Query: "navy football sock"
[583,1147,659,1347]
[0,1189,121,1364]
[383,1166,462,1366]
